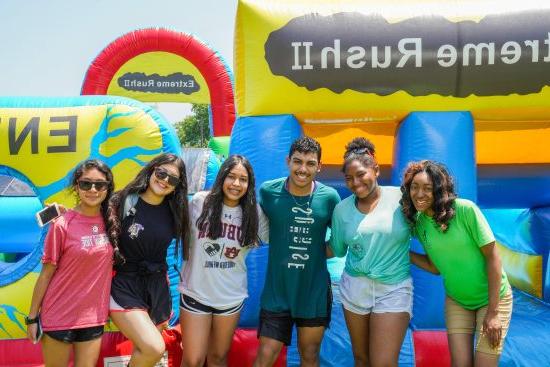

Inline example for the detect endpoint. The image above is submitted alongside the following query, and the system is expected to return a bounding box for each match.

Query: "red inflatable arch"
[81,28,235,136]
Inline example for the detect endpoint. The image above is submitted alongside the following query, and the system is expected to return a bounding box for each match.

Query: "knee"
[255,343,282,366]
[299,343,321,363]
[353,354,369,367]
[181,356,205,367]
[258,343,281,360]
[139,338,165,361]
[207,351,228,366]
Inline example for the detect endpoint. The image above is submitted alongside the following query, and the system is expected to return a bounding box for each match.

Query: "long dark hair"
[71,159,119,261]
[400,160,457,232]
[196,155,259,247]
[108,153,190,261]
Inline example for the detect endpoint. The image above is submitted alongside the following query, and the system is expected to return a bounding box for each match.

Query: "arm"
[409,251,440,274]
[328,205,348,258]
[325,244,334,258]
[257,205,270,245]
[480,242,503,348]
[27,263,56,342]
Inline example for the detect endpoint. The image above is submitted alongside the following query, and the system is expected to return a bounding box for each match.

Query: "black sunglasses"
[77,180,109,192]
[154,167,180,186]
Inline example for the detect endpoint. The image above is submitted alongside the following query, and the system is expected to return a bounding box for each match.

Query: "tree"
[175,104,210,147]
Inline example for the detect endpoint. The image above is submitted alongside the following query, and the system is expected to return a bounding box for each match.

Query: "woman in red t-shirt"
[26,159,116,366]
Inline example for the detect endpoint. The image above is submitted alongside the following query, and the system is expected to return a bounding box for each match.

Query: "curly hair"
[342,137,377,173]
[289,136,322,161]
[70,159,120,262]
[196,155,259,247]
[107,153,190,262]
[400,160,457,232]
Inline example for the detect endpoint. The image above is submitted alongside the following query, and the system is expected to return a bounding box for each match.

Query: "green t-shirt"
[259,178,341,318]
[330,186,411,284]
[415,198,509,310]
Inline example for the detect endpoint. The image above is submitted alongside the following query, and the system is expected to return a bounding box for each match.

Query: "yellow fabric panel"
[0,272,38,339]
[107,51,210,104]
[0,104,163,203]
[1,106,104,187]
[301,121,398,165]
[475,120,550,164]
[497,242,542,298]
[235,0,550,121]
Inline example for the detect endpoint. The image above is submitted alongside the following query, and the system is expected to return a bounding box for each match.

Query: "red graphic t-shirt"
[41,209,113,331]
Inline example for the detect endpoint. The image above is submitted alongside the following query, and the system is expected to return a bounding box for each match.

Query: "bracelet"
[25,315,39,325]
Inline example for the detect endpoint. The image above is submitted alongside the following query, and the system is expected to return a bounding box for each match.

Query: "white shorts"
[339,271,413,317]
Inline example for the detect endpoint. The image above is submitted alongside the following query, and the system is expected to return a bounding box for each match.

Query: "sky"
[0,0,238,122]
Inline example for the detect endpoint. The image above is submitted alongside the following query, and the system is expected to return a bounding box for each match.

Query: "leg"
[343,307,370,367]
[41,334,72,367]
[74,337,103,367]
[474,352,499,367]
[448,333,474,367]
[253,309,292,367]
[206,312,241,367]
[445,296,476,367]
[253,336,285,367]
[473,288,513,367]
[296,326,325,367]
[110,310,166,367]
[180,309,212,367]
[368,312,409,367]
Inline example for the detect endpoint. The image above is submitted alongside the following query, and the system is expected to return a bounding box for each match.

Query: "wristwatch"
[25,315,39,325]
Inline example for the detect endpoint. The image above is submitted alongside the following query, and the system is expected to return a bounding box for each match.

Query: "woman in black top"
[108,153,190,366]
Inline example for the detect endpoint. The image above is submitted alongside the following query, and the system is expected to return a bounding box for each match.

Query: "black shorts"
[257,283,332,346]
[257,309,331,346]
[180,294,244,316]
[110,271,172,325]
[45,325,104,343]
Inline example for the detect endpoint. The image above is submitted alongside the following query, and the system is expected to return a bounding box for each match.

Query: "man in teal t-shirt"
[253,137,340,367]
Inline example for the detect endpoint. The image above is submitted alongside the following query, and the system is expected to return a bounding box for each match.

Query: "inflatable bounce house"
[0,29,284,366]
[229,0,550,366]
[1,0,550,366]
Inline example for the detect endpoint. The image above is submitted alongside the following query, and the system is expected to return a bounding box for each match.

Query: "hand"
[45,202,67,214]
[27,323,38,344]
[482,310,502,349]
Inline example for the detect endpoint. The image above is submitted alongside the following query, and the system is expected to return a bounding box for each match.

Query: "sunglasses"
[154,167,180,186]
[77,180,109,192]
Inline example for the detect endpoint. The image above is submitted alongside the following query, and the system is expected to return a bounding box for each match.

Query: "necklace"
[286,179,315,215]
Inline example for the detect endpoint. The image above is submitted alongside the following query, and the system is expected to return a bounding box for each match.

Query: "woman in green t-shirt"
[400,160,512,367]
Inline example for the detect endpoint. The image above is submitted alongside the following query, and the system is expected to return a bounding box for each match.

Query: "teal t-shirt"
[415,198,509,310]
[259,178,341,318]
[330,186,411,284]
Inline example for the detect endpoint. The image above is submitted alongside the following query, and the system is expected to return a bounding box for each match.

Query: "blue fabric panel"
[500,290,550,367]
[166,240,182,326]
[532,207,550,301]
[239,245,268,327]
[482,209,539,254]
[204,150,221,190]
[0,197,41,253]
[477,164,550,208]
[409,238,447,330]
[229,115,303,188]
[391,111,476,201]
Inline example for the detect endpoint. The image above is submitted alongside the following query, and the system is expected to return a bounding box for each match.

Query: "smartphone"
[36,204,61,227]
